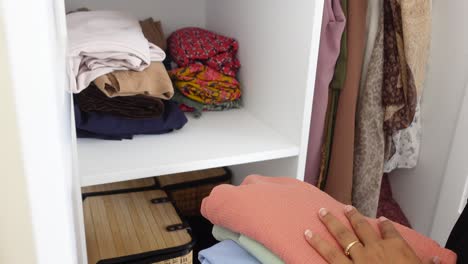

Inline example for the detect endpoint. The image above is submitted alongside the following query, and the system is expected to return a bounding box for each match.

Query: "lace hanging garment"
[384,0,431,172]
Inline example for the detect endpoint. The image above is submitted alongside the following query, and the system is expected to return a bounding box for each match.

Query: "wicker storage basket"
[82,178,157,199]
[155,167,231,216]
[83,190,194,264]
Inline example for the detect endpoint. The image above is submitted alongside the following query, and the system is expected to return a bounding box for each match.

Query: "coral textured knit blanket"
[201,175,456,264]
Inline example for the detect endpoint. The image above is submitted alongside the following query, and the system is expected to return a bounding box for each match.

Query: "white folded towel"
[67,10,166,93]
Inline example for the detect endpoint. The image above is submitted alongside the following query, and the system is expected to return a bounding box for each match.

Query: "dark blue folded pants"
[75,99,188,140]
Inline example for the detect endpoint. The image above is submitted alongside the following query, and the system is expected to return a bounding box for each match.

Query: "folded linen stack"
[200,175,457,263]
[199,240,260,264]
[168,28,242,117]
[67,11,187,140]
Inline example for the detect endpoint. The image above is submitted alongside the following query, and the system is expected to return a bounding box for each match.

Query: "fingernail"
[319,208,328,217]
[344,205,354,213]
[432,256,440,264]
[304,229,313,239]
[378,216,389,222]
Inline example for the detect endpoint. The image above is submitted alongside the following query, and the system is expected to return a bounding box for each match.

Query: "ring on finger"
[344,240,362,256]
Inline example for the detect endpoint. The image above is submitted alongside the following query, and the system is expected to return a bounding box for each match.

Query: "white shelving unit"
[69,0,324,188]
[78,109,300,186]
[6,0,324,263]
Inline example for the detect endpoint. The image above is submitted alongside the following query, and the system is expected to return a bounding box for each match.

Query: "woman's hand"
[304,206,440,264]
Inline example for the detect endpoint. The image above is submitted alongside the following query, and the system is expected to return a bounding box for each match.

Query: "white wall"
[205,0,320,145]
[0,14,37,264]
[431,81,468,244]
[390,0,468,236]
[230,157,300,185]
[205,0,324,179]
[1,0,79,263]
[65,0,207,34]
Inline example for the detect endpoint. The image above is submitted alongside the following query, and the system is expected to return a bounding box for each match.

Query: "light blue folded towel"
[212,225,284,264]
[199,240,261,264]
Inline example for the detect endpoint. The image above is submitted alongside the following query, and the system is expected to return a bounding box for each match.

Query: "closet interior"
[65,0,323,263]
[68,0,321,187]
[57,0,467,262]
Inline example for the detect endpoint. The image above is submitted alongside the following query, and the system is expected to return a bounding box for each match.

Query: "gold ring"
[344,240,361,256]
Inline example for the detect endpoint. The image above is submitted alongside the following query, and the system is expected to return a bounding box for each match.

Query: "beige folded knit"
[94,62,174,99]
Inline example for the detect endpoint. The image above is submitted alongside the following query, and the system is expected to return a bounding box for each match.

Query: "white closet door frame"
[431,80,468,244]
[0,0,81,263]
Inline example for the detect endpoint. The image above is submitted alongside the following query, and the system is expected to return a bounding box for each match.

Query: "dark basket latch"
[151,197,170,204]
[166,223,190,232]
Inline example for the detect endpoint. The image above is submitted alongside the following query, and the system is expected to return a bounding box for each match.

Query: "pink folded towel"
[201,175,456,264]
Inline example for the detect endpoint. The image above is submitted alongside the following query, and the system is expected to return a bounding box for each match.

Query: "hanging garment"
[384,0,431,172]
[198,240,260,264]
[317,0,348,189]
[352,19,385,218]
[75,100,187,140]
[384,100,422,172]
[212,225,284,264]
[201,175,457,264]
[382,0,417,141]
[67,11,166,93]
[76,85,165,119]
[168,28,240,77]
[323,0,367,204]
[317,93,339,188]
[399,0,431,96]
[304,0,345,185]
[139,18,166,51]
[93,62,174,99]
[377,174,411,227]
[446,203,468,264]
[360,0,383,87]
[169,64,241,104]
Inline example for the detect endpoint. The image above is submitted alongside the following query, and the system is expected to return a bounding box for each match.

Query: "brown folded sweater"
[76,84,165,119]
[140,18,166,51]
[93,62,174,99]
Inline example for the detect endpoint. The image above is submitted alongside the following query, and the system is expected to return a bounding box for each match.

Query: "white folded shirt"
[67,10,165,93]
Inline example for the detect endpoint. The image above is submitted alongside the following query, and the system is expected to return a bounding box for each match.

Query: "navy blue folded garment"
[75,99,188,140]
[76,129,133,140]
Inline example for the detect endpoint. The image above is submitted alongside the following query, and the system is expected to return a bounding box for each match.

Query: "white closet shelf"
[78,109,300,186]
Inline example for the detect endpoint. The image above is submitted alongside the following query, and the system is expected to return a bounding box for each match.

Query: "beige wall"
[0,16,37,264]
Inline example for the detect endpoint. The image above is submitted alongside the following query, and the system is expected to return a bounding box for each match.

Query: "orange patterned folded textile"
[169,64,241,105]
[201,175,456,264]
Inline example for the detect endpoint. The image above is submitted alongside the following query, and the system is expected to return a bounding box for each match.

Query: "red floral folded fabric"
[168,27,240,77]
[202,175,457,264]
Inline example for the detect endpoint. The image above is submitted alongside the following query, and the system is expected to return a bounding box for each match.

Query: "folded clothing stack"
[75,92,186,140]
[199,240,259,264]
[68,11,187,140]
[200,176,457,264]
[67,11,166,93]
[211,226,283,264]
[168,28,242,117]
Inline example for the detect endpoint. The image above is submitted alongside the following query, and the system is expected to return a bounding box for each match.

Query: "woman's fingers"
[304,229,352,264]
[344,205,380,244]
[318,208,364,258]
[428,256,441,264]
[421,256,441,264]
[378,217,403,239]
